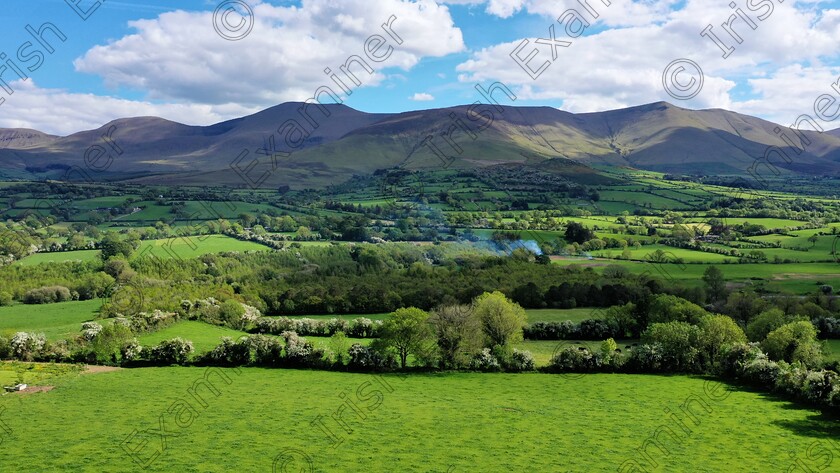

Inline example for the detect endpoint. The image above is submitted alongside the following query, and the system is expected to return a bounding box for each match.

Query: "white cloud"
[0,80,258,136]
[74,0,465,107]
[410,92,435,101]
[454,0,840,124]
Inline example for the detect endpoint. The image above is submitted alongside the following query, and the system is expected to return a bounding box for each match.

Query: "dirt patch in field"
[771,273,840,280]
[83,365,122,375]
[13,386,55,395]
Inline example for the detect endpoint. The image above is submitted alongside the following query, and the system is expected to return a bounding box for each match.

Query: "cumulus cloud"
[454,0,840,124]
[410,92,435,101]
[0,80,258,136]
[74,0,465,107]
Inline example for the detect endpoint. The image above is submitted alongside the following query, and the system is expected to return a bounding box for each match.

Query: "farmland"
[0,368,835,472]
[1,169,840,472]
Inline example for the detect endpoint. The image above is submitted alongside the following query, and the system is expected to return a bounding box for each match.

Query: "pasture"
[0,300,101,340]
[0,368,835,472]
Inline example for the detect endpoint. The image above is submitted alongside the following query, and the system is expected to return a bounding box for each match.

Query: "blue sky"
[1,0,840,134]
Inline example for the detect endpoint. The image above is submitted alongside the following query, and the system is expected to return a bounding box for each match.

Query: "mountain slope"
[1,101,839,187]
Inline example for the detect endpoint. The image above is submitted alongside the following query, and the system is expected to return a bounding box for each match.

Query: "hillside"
[1,101,839,187]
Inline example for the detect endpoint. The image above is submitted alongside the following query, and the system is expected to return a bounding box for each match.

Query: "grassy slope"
[0,368,835,472]
[0,300,101,340]
[134,235,270,260]
[137,321,250,354]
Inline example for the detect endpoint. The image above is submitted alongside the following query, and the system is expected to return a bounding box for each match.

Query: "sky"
[1,0,840,135]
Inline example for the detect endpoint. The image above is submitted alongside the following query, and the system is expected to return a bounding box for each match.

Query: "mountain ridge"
[2,101,839,187]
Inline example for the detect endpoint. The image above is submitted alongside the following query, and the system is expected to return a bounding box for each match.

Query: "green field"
[135,235,271,260]
[525,308,605,323]
[0,368,835,472]
[0,300,102,340]
[138,321,250,354]
[16,249,100,266]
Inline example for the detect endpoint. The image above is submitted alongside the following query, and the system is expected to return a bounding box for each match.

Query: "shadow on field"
[770,416,840,440]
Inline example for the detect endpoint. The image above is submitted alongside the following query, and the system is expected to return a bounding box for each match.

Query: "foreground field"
[0,368,836,472]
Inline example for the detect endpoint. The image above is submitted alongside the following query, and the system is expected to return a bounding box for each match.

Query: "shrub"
[802,370,837,405]
[505,349,535,372]
[203,337,250,366]
[81,322,103,341]
[280,331,325,368]
[248,334,284,366]
[23,285,72,304]
[148,338,194,365]
[121,339,143,362]
[10,332,46,360]
[470,348,501,372]
[0,292,12,306]
[347,343,394,371]
[625,343,664,372]
[550,346,601,373]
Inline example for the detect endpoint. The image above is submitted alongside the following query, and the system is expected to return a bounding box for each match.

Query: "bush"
[347,343,394,371]
[10,332,46,360]
[203,337,250,366]
[0,292,12,306]
[505,349,535,372]
[148,338,194,365]
[550,346,600,373]
[280,331,325,368]
[248,334,283,366]
[470,348,501,372]
[23,285,72,304]
[625,343,664,372]
[81,322,103,341]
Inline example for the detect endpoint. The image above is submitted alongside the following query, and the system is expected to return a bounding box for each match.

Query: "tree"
[564,222,595,244]
[99,233,137,260]
[380,307,434,369]
[648,294,708,325]
[762,321,822,367]
[91,323,135,364]
[429,304,480,369]
[329,332,350,365]
[642,322,701,371]
[698,315,746,364]
[808,234,819,247]
[702,266,727,302]
[473,291,528,350]
[746,308,804,342]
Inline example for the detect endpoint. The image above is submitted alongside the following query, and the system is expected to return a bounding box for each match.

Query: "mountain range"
[1,101,838,188]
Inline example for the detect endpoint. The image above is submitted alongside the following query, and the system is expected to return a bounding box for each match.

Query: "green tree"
[380,307,434,369]
[762,321,823,367]
[473,291,528,349]
[429,304,480,369]
[329,331,350,365]
[91,323,134,364]
[642,322,701,371]
[564,222,595,244]
[698,314,746,364]
[746,308,805,342]
[702,266,727,302]
[648,294,708,325]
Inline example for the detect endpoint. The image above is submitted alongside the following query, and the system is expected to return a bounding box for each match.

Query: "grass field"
[134,235,271,260]
[0,300,102,340]
[525,308,605,323]
[554,259,840,294]
[0,368,835,472]
[137,321,250,354]
[16,249,100,266]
